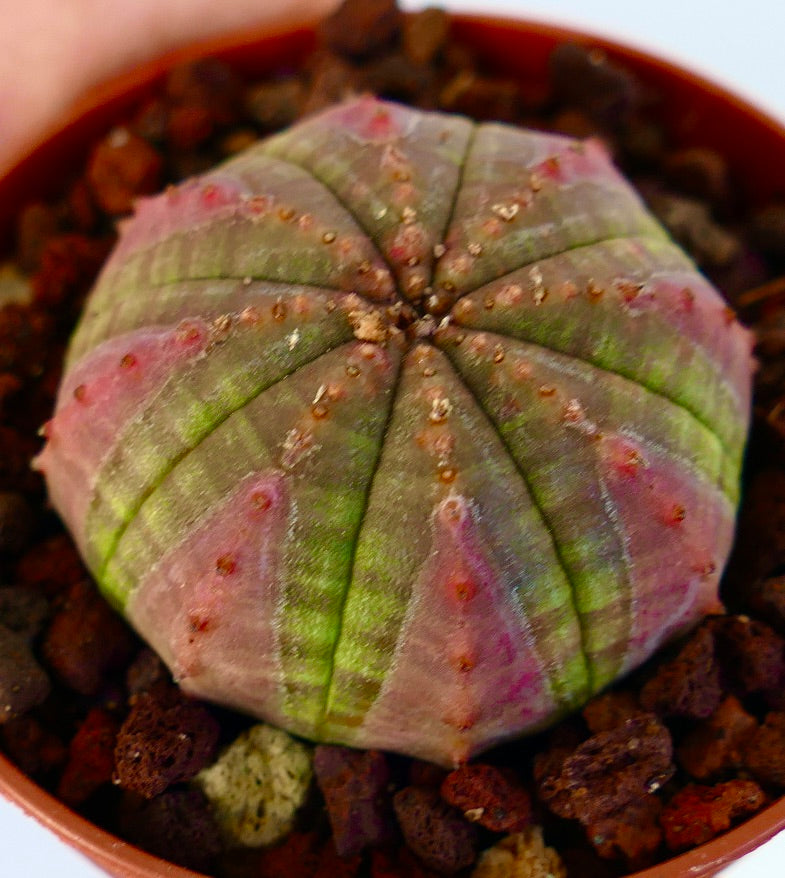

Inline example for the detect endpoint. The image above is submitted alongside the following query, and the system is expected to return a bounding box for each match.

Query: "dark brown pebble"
[549,43,640,128]
[125,647,168,697]
[118,788,223,872]
[710,615,785,698]
[639,625,722,720]
[536,713,674,823]
[245,77,304,131]
[313,745,396,857]
[361,52,437,105]
[644,187,741,268]
[15,534,86,598]
[0,715,67,779]
[752,202,785,259]
[320,0,403,60]
[0,586,48,641]
[0,623,50,723]
[402,7,450,66]
[439,70,522,122]
[300,51,362,117]
[393,785,478,874]
[165,59,242,129]
[664,147,731,207]
[15,202,60,273]
[0,492,35,555]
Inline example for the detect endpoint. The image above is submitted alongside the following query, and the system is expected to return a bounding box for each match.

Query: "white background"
[2,0,785,874]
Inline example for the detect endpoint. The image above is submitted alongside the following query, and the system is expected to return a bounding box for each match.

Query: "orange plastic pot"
[1,11,784,878]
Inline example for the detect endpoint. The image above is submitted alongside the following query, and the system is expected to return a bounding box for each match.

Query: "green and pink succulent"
[36,97,754,766]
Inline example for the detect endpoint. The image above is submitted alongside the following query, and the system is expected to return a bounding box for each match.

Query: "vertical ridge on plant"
[38,96,755,766]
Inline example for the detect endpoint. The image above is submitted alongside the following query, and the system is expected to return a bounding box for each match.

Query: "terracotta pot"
[1,11,784,878]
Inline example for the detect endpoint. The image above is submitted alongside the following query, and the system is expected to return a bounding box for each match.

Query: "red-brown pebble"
[114,685,219,798]
[255,830,362,878]
[165,59,241,129]
[31,233,112,307]
[408,758,449,789]
[87,129,163,216]
[639,624,722,719]
[585,794,662,869]
[370,846,444,878]
[744,711,785,787]
[15,202,59,273]
[661,781,766,852]
[166,103,215,152]
[313,745,395,857]
[57,707,120,806]
[42,580,136,695]
[582,691,641,734]
[440,763,532,832]
[678,695,758,781]
[65,178,99,232]
[16,534,86,598]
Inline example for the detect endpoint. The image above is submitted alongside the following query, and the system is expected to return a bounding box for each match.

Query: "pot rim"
[1,9,785,878]
[0,754,201,877]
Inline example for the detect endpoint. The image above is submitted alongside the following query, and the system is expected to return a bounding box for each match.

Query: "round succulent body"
[38,97,753,766]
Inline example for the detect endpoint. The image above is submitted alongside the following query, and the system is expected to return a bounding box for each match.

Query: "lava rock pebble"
[392,785,478,874]
[114,685,219,798]
[440,763,532,833]
[313,745,396,857]
[0,623,50,723]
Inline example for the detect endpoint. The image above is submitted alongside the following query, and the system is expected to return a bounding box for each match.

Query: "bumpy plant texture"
[38,98,753,766]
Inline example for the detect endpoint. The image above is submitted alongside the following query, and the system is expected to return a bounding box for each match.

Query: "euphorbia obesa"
[37,97,754,766]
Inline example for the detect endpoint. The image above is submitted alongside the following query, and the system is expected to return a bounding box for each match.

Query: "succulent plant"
[36,97,754,766]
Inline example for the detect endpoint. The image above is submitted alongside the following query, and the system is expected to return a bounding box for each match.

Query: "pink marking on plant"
[598,432,735,671]
[112,174,253,261]
[529,138,620,188]
[601,434,648,479]
[387,222,428,267]
[127,470,290,725]
[328,95,415,144]
[354,493,554,766]
[621,271,755,414]
[35,322,209,553]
